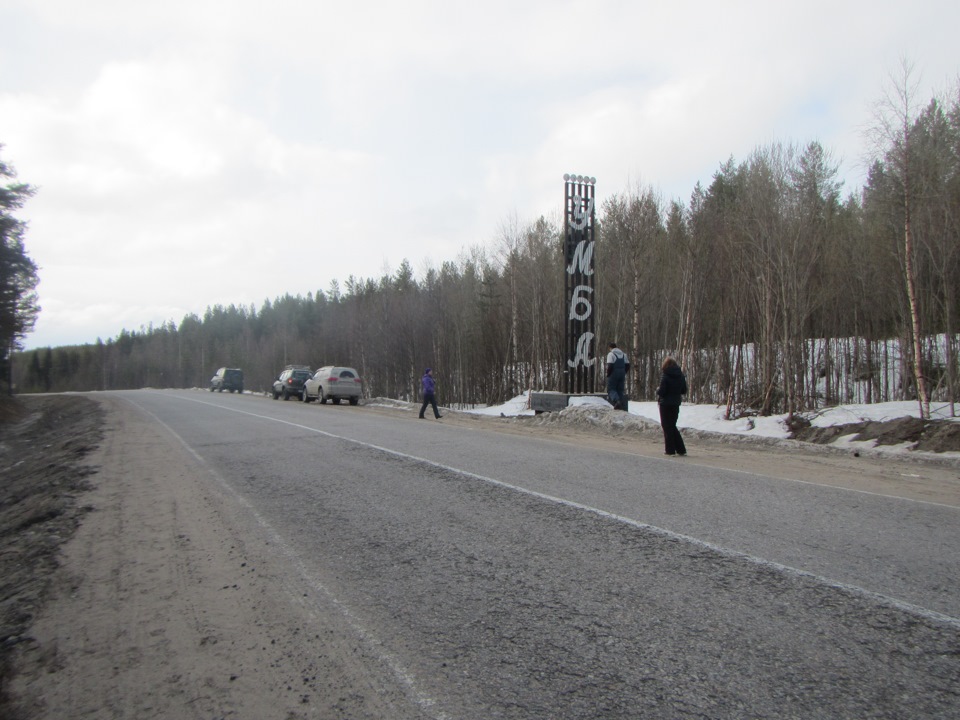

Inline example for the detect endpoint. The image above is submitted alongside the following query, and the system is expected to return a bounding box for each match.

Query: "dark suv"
[272,365,312,400]
[210,367,244,393]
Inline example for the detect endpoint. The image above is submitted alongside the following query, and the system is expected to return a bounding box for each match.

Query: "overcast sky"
[2,0,958,351]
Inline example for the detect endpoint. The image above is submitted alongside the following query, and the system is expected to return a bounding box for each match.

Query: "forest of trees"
[1,147,39,393]
[10,69,960,420]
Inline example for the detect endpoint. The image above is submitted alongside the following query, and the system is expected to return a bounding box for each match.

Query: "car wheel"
[319,391,327,404]
[272,390,279,399]
[302,388,310,403]
[349,396,358,406]
[209,386,215,392]
[333,397,341,405]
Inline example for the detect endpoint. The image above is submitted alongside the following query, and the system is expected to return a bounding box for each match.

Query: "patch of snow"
[468,392,536,417]
[807,401,959,427]
[567,395,611,409]
[831,433,920,456]
[463,393,958,453]
[626,402,793,439]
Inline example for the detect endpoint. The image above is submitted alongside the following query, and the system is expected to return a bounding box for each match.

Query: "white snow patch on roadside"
[461,391,959,458]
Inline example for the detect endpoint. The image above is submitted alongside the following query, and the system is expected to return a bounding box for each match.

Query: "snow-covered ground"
[464,393,960,455]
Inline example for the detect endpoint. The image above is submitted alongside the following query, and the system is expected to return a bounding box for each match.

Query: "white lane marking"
[190,392,960,511]
[151,393,960,630]
[121,397,451,720]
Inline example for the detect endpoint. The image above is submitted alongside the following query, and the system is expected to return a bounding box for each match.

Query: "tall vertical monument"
[563,174,597,394]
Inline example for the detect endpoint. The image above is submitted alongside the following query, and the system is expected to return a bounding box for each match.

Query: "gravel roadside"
[1,395,102,718]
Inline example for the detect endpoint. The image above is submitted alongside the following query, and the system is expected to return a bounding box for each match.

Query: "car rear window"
[338,370,356,378]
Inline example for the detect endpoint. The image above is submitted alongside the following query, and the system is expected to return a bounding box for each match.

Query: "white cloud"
[2,0,959,349]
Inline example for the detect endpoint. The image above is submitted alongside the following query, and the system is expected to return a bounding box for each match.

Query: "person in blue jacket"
[656,356,687,456]
[419,368,442,419]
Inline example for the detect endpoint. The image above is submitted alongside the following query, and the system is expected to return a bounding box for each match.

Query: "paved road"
[115,389,960,718]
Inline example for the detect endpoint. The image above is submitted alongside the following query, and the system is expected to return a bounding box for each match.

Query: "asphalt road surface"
[19,389,960,718]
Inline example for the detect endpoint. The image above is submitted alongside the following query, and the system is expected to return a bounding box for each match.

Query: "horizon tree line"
[9,65,960,419]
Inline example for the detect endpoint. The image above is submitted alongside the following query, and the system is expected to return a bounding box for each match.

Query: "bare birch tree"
[866,58,930,418]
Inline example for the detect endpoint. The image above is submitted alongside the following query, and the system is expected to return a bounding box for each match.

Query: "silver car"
[302,366,363,405]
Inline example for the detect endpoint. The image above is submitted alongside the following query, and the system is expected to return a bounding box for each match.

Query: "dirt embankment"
[790,414,960,454]
[0,395,103,717]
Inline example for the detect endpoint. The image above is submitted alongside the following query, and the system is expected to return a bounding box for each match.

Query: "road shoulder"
[6,394,416,720]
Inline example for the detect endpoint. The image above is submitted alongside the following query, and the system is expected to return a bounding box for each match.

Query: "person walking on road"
[419,368,443,419]
[656,356,687,456]
[605,342,630,410]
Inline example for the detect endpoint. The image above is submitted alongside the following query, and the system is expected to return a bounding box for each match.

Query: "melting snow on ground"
[466,393,959,443]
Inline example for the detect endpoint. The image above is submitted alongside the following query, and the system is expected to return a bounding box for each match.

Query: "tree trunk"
[903,196,930,418]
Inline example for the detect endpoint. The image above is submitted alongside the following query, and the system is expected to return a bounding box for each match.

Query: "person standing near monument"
[656,356,688,456]
[605,342,630,410]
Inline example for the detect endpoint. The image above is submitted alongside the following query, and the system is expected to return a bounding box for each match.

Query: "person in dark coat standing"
[419,368,442,419]
[656,356,687,456]
[605,342,630,410]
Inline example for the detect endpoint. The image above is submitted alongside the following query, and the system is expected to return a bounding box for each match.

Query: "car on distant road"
[302,366,363,405]
[210,367,244,393]
[272,365,312,400]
